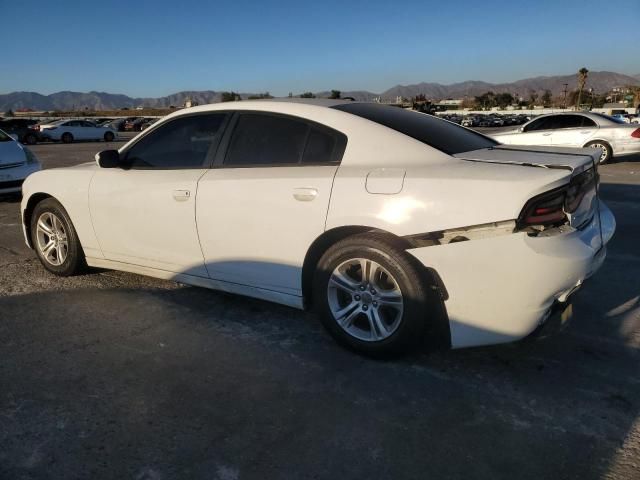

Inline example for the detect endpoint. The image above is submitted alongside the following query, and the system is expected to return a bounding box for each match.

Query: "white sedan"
[0,128,41,194]
[491,112,640,163]
[20,100,615,356]
[39,119,117,143]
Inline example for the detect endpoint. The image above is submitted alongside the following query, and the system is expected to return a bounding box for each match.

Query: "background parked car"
[127,117,156,132]
[0,127,42,194]
[491,112,640,163]
[140,118,159,131]
[39,119,117,143]
[123,117,143,131]
[102,118,127,132]
[0,118,41,145]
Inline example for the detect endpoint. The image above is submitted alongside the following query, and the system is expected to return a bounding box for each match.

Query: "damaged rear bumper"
[407,202,615,349]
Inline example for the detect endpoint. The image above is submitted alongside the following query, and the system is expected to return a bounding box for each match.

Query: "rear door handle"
[542,132,552,136]
[580,131,591,134]
[173,189,191,201]
[293,187,318,202]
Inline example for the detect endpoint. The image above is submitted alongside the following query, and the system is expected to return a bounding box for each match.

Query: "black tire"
[61,132,74,144]
[313,233,438,357]
[584,140,612,164]
[24,133,38,145]
[104,131,115,142]
[30,198,86,276]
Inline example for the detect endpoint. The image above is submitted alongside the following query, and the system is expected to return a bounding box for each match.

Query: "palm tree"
[575,67,589,109]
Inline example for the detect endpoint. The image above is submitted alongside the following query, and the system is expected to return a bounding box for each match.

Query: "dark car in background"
[125,117,154,132]
[139,118,159,131]
[0,118,41,145]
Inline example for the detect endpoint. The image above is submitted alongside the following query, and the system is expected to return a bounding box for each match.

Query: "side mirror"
[95,149,120,168]
[9,134,19,141]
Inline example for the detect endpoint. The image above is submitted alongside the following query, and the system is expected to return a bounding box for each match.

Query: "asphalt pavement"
[0,135,639,479]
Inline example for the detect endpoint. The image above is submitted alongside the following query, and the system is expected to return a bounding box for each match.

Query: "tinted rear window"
[332,103,497,154]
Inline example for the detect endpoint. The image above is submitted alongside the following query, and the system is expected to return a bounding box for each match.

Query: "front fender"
[21,166,103,258]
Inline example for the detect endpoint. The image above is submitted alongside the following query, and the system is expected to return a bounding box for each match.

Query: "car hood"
[454,145,598,172]
[0,140,26,166]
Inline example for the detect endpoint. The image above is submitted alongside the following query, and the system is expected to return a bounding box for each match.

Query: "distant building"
[435,98,464,110]
[437,98,463,106]
[183,97,199,108]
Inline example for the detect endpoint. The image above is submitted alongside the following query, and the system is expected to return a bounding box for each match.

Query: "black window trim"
[212,110,348,169]
[119,111,233,170]
[524,114,599,132]
[332,103,496,155]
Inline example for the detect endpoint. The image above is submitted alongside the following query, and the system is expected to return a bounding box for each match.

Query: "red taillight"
[631,128,640,139]
[519,190,567,226]
[517,168,596,229]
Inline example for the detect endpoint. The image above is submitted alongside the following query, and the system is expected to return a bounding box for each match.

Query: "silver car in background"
[491,112,640,163]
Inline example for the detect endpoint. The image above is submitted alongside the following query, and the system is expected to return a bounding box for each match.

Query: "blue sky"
[1,0,638,97]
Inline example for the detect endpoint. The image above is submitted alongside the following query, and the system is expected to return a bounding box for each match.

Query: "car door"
[550,115,598,147]
[89,112,230,276]
[196,112,347,295]
[80,121,99,140]
[501,116,556,146]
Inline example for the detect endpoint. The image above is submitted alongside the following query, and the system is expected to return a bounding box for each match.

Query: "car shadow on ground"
[0,183,638,479]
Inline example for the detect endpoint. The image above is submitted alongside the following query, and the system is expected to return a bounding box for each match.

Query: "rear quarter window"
[332,103,497,155]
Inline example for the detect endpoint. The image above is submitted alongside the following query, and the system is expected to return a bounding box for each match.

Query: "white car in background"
[0,128,41,194]
[39,119,117,144]
[20,100,615,356]
[491,112,640,163]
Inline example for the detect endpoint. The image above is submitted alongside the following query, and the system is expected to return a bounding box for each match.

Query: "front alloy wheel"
[36,212,68,266]
[30,198,86,276]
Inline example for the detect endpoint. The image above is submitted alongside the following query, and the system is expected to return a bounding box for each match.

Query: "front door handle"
[293,187,318,202]
[173,189,191,201]
[542,132,552,136]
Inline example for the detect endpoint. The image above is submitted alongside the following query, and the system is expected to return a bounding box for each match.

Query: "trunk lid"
[456,145,603,249]
[454,145,598,173]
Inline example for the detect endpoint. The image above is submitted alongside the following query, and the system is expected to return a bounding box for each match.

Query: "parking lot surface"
[1,137,639,479]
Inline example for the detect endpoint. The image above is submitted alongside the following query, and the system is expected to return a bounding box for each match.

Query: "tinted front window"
[225,114,309,166]
[524,117,554,132]
[550,115,584,129]
[0,129,11,142]
[332,103,497,154]
[125,114,227,169]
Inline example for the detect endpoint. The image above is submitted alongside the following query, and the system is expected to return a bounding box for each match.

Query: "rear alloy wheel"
[314,233,437,357]
[104,131,115,142]
[31,198,86,276]
[328,258,404,342]
[24,133,37,145]
[61,132,74,144]
[585,141,612,164]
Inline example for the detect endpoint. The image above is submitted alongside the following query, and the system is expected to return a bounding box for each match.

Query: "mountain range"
[1,71,638,111]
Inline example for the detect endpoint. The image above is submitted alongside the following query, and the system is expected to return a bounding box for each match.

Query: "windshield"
[332,103,498,155]
[592,113,627,125]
